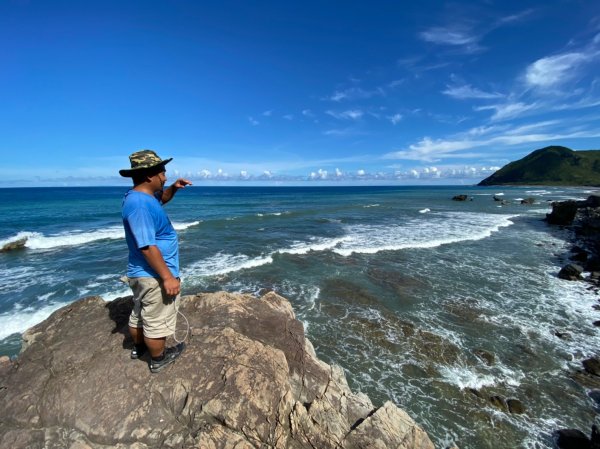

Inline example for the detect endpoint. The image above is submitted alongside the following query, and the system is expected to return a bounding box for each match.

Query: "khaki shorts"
[128,277,179,339]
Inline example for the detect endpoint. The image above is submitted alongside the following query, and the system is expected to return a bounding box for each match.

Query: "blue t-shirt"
[122,190,179,278]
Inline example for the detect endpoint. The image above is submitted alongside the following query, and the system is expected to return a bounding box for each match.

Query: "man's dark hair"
[132,164,166,186]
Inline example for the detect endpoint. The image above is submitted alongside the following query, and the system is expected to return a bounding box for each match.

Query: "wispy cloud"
[475,101,538,121]
[388,114,403,125]
[328,87,385,102]
[248,116,259,126]
[384,119,600,162]
[525,52,589,89]
[443,84,504,100]
[419,26,480,47]
[326,109,364,120]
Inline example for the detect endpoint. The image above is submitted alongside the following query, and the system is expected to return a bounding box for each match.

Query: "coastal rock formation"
[452,194,468,201]
[0,292,434,449]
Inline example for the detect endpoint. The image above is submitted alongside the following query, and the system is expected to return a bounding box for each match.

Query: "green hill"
[478,146,600,186]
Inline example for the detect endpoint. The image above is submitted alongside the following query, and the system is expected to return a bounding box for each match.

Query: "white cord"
[167,297,190,344]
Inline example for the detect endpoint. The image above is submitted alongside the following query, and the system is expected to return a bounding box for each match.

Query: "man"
[119,149,192,373]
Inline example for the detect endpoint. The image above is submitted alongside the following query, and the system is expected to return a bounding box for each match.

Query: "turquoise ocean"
[1,185,599,448]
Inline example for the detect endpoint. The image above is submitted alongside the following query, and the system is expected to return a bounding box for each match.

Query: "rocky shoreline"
[0,291,434,449]
[545,195,600,448]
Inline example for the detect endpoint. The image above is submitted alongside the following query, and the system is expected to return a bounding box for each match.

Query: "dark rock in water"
[587,257,600,272]
[506,398,525,414]
[571,370,600,389]
[493,195,503,202]
[554,330,572,340]
[583,357,600,376]
[489,395,509,412]
[588,390,600,411]
[0,237,27,252]
[594,320,600,327]
[468,388,486,399]
[554,429,591,449]
[558,263,584,280]
[521,197,535,205]
[570,247,589,262]
[592,424,600,449]
[452,194,468,201]
[473,349,495,365]
[0,292,435,449]
[546,200,579,225]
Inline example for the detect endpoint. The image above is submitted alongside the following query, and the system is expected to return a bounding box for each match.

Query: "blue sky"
[2,0,600,186]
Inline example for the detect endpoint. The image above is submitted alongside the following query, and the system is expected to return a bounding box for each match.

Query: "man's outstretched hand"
[173,178,193,189]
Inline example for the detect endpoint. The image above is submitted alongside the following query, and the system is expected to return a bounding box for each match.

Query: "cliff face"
[0,291,434,449]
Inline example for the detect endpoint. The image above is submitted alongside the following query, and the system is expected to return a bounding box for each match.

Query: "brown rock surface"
[0,291,434,449]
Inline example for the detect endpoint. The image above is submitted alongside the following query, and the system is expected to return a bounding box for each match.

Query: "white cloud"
[475,101,538,121]
[302,109,314,117]
[335,168,343,177]
[388,113,403,125]
[329,87,385,102]
[385,120,600,162]
[419,26,478,46]
[326,109,364,120]
[525,52,588,88]
[248,116,259,126]
[283,114,294,120]
[357,169,365,176]
[443,84,504,100]
[262,110,273,117]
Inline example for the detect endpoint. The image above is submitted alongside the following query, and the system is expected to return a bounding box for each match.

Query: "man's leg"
[144,336,166,358]
[129,326,144,345]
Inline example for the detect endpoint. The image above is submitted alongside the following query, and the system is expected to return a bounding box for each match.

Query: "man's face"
[150,170,167,191]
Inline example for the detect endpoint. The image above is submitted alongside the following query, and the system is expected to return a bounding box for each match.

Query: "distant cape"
[478,146,600,186]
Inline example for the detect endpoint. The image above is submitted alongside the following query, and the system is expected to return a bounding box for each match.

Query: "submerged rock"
[554,428,591,449]
[0,237,27,252]
[520,197,535,205]
[558,263,584,280]
[583,357,600,376]
[452,195,468,201]
[0,292,434,449]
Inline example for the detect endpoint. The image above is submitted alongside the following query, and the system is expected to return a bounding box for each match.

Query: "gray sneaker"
[149,342,185,373]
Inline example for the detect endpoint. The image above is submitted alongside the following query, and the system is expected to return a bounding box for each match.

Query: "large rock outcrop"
[0,292,434,449]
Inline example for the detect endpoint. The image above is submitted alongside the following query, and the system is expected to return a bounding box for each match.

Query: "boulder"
[558,263,584,280]
[554,429,591,449]
[473,349,495,365]
[520,197,535,205]
[0,292,434,449]
[0,237,27,253]
[452,195,468,201]
[583,357,600,376]
[506,399,525,414]
[546,200,579,225]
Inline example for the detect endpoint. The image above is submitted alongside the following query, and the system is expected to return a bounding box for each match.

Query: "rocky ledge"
[0,291,434,449]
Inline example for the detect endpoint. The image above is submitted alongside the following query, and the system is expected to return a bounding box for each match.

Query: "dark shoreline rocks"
[0,292,434,449]
[547,194,600,444]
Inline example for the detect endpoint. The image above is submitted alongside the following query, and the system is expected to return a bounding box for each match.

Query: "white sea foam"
[277,237,350,255]
[0,301,68,340]
[419,208,431,214]
[1,221,200,251]
[172,220,201,230]
[438,365,498,390]
[184,252,274,277]
[364,204,380,208]
[333,212,517,256]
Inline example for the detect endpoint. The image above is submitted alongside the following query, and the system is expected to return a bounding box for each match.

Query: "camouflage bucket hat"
[119,149,173,177]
